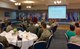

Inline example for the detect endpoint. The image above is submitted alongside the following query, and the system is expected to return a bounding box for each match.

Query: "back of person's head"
[30,22,34,26]
[70,25,75,31]
[8,22,11,25]
[19,24,23,27]
[75,22,79,27]
[41,22,46,29]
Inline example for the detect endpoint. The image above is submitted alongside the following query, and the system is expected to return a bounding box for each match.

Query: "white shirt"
[70,35,80,45]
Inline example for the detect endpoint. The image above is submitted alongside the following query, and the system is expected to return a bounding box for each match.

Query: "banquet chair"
[46,34,53,49]
[67,43,80,49]
[0,42,4,49]
[1,23,6,31]
[29,41,47,49]
[17,27,24,31]
[65,33,69,42]
[51,26,57,35]
[3,27,6,31]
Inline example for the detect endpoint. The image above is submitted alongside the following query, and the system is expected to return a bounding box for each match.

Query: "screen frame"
[48,5,67,19]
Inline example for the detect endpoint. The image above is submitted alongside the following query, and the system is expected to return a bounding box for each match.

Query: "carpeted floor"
[49,30,68,49]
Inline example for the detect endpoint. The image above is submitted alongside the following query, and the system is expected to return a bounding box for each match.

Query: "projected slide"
[48,6,66,19]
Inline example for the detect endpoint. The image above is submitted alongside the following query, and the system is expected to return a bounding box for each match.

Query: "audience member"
[78,20,80,26]
[51,20,58,27]
[48,19,53,25]
[66,25,76,40]
[4,17,9,26]
[32,16,38,24]
[70,20,75,25]
[27,22,37,34]
[0,36,20,49]
[70,28,80,45]
[75,23,80,35]
[6,22,13,32]
[37,22,52,41]
[22,24,27,30]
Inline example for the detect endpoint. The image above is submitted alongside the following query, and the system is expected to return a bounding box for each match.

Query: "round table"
[0,30,38,49]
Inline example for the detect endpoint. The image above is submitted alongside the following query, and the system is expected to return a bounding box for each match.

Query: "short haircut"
[41,22,46,28]
[75,23,79,27]
[8,22,11,25]
[70,25,75,31]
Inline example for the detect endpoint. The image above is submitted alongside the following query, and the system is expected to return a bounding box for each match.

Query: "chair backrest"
[65,33,69,42]
[51,26,57,34]
[0,42,4,49]
[3,27,6,31]
[67,43,80,49]
[46,34,53,49]
[34,41,47,49]
[17,27,24,31]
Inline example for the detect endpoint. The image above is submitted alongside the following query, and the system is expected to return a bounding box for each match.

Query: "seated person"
[32,16,38,24]
[21,24,27,30]
[0,36,20,49]
[27,22,37,34]
[66,25,76,40]
[70,29,80,45]
[48,19,53,25]
[75,23,80,35]
[6,22,13,32]
[70,20,75,25]
[37,22,52,41]
[78,20,80,26]
[51,20,58,27]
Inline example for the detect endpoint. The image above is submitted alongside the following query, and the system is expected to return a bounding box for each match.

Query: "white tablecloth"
[0,30,38,49]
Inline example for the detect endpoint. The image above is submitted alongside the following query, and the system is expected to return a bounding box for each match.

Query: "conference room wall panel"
[0,9,80,22]
[15,10,80,22]
[0,8,17,20]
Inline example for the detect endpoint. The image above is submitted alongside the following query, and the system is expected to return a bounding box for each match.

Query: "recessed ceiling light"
[54,1,57,4]
[15,3,21,5]
[26,6,32,8]
[22,1,35,3]
[54,0,62,4]
[10,0,16,2]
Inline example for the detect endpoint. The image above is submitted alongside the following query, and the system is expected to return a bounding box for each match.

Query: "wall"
[0,1,17,9]
[0,8,16,20]
[0,9,4,20]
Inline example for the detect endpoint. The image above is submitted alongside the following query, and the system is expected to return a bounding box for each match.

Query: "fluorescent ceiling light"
[10,0,16,2]
[22,1,35,3]
[26,6,32,8]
